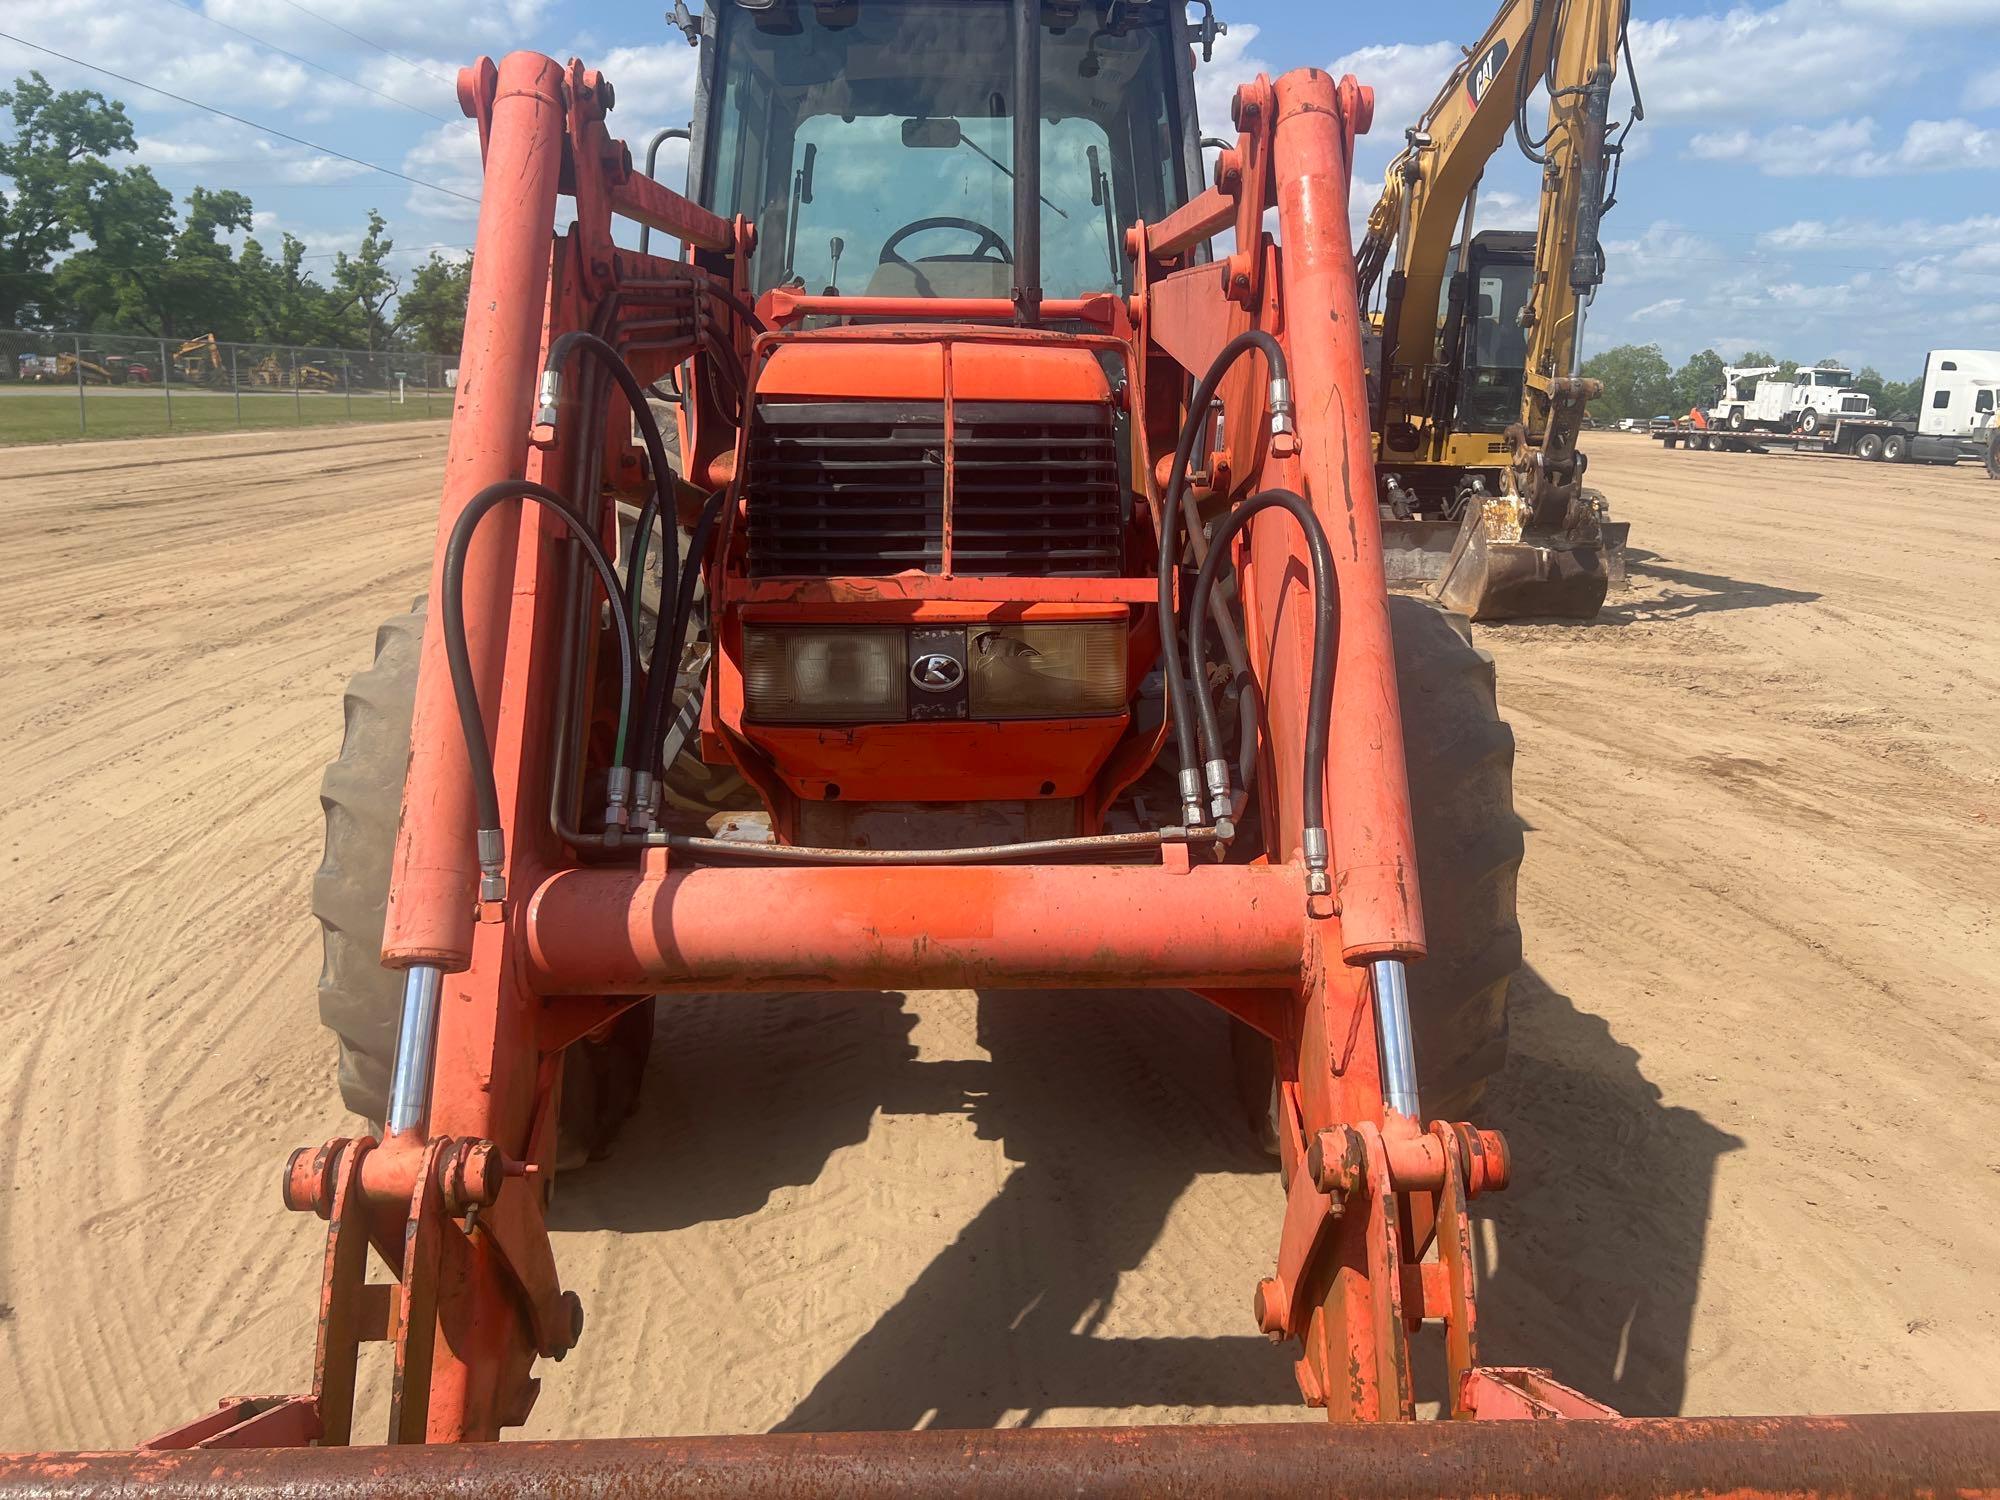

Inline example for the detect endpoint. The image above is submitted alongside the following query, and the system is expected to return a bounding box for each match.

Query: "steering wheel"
[878,216,1013,266]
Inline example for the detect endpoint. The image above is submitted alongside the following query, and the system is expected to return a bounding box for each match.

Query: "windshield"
[700,0,1188,300]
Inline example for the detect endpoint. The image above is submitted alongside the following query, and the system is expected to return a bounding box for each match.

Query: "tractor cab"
[688,0,1200,306]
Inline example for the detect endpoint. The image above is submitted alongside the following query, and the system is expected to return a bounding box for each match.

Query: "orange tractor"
[8,1,1997,1492]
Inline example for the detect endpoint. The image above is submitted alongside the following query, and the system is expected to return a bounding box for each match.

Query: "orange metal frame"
[10,46,1996,1497]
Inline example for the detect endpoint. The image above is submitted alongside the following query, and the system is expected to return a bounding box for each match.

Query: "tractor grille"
[746,399,1122,578]
[748,402,945,576]
[1841,394,1871,414]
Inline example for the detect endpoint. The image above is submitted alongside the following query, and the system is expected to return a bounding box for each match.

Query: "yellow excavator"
[1362,0,1637,620]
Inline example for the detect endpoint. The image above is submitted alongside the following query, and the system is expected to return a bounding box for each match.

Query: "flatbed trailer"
[1652,418,1996,470]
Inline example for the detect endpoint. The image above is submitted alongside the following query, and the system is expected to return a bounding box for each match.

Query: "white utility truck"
[1708,363,1876,434]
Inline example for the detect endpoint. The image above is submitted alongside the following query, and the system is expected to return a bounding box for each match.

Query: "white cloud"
[1970,69,2000,110]
[1629,0,1919,121]
[1326,41,1461,146]
[400,119,483,222]
[1689,116,2000,175]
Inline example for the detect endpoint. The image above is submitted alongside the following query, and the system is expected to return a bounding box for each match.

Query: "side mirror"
[799,141,817,204]
[901,117,963,149]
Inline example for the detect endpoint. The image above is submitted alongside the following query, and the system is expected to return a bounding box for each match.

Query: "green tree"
[48,164,176,332]
[394,252,472,353]
[237,232,339,345]
[0,72,140,326]
[329,209,398,349]
[1670,348,1726,415]
[1580,342,1673,423]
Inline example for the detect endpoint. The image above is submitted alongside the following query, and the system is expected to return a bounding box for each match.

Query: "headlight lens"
[967,622,1126,718]
[744,627,904,723]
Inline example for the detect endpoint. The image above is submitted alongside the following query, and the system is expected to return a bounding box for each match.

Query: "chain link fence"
[1,328,456,445]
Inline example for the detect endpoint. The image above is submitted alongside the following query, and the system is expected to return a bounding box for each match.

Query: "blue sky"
[4,0,1997,377]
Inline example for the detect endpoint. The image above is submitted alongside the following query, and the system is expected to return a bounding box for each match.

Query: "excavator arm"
[1361,0,1636,620]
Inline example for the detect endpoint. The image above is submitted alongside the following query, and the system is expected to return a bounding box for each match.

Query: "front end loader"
[7,1,1996,1492]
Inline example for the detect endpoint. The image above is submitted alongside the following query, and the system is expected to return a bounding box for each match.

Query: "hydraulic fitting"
[1204,756,1234,824]
[1178,766,1207,829]
[1268,374,1295,440]
[476,827,507,904]
[1301,824,1330,897]
[535,368,562,431]
[601,765,632,847]
[630,770,657,834]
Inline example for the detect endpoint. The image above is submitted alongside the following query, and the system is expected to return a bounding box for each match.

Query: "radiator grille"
[747,402,945,576]
[746,398,1123,578]
[950,401,1123,576]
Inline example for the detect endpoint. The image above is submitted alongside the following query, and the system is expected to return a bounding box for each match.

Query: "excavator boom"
[1363,0,1634,619]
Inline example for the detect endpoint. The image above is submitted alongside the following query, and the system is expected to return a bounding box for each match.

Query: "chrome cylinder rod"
[385,962,444,1137]
[1370,958,1421,1120]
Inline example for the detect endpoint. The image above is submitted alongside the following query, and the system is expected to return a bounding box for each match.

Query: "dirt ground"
[1,424,1995,1448]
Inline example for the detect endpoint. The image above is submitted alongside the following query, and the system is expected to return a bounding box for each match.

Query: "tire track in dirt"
[2,426,1997,1448]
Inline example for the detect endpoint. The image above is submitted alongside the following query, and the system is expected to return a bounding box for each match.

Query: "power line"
[153,0,453,124]
[0,29,479,204]
[0,242,474,278]
[270,0,459,91]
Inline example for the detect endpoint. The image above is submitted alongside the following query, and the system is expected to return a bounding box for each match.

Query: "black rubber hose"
[707,281,768,335]
[443,479,634,843]
[1186,487,1337,835]
[543,330,678,728]
[1156,329,1291,803]
[635,485,728,780]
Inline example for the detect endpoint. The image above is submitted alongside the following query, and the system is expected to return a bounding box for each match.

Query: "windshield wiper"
[957,133,1069,220]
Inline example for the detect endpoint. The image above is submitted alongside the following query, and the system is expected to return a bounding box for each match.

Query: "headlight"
[744,627,904,723]
[968,622,1126,718]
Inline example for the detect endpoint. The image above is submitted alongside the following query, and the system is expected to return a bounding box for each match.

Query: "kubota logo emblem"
[1467,39,1509,106]
[910,653,964,692]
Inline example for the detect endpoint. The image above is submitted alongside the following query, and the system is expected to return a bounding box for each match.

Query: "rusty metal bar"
[7,1414,2000,1497]
[524,859,1311,994]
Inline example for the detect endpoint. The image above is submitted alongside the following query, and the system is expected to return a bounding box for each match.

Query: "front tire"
[1799,408,1824,436]
[314,602,652,1153]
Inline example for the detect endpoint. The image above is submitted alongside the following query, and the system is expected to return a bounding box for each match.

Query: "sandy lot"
[0,424,1995,1447]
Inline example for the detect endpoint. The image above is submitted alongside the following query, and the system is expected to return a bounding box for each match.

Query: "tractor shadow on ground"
[550,989,925,1233]
[770,989,1298,1429]
[1470,963,1745,1416]
[550,986,1296,1425]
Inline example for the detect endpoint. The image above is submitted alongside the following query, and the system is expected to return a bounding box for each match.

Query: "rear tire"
[1882,432,1909,463]
[314,601,652,1154]
[1853,431,1884,461]
[1230,596,1520,1135]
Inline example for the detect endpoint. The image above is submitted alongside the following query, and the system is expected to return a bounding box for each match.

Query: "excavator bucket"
[1432,500,1629,621]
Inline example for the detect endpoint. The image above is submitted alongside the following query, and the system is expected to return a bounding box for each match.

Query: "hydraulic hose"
[443,478,634,899]
[1156,329,1294,824]
[635,485,727,795]
[537,330,679,725]
[1186,487,1338,893]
